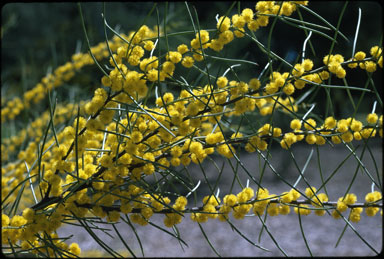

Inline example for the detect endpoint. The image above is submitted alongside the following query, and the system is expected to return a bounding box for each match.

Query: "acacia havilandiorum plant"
[1,1,382,257]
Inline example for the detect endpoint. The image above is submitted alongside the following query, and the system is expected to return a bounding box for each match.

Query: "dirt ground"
[58,141,383,257]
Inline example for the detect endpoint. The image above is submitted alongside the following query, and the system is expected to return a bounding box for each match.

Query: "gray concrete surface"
[58,141,383,257]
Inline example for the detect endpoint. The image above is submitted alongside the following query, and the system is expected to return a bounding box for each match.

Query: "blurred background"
[2,2,382,119]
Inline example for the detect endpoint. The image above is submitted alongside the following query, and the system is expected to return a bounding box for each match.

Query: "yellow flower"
[223,194,238,207]
[294,204,311,215]
[162,61,175,74]
[68,243,81,256]
[217,76,228,88]
[107,211,121,222]
[336,200,348,213]
[304,118,316,130]
[209,39,224,52]
[256,16,269,27]
[370,45,382,59]
[217,16,231,32]
[335,67,346,78]
[193,51,204,62]
[279,205,291,215]
[146,69,159,82]
[167,51,182,64]
[22,208,35,222]
[196,30,210,44]
[290,119,302,130]
[230,14,244,29]
[265,82,278,94]
[241,8,254,22]
[349,207,363,223]
[340,132,353,142]
[218,30,234,44]
[367,113,378,124]
[344,193,357,205]
[144,40,155,51]
[267,203,280,216]
[292,63,304,77]
[247,19,260,31]
[189,141,204,155]
[280,191,293,203]
[305,186,317,198]
[365,207,380,217]
[365,191,382,202]
[280,2,295,16]
[302,59,314,71]
[336,119,349,133]
[181,56,194,68]
[248,78,261,90]
[2,214,10,226]
[175,196,188,209]
[350,119,363,132]
[121,202,133,214]
[305,134,317,144]
[177,44,189,54]
[360,128,376,138]
[354,51,366,61]
[364,61,377,72]
[131,130,143,143]
[283,83,295,95]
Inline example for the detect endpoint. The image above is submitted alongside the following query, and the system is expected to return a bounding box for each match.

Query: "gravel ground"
[58,141,383,257]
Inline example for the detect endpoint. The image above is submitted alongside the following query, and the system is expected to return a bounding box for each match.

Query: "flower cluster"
[277,113,382,149]
[1,102,85,162]
[1,45,107,122]
[348,46,383,71]
[4,185,380,255]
